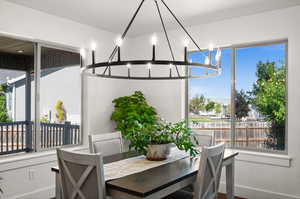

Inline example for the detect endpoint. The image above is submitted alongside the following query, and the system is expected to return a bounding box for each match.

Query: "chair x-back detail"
[57,149,106,199]
[165,143,225,199]
[192,130,215,147]
[89,132,123,156]
[194,143,225,199]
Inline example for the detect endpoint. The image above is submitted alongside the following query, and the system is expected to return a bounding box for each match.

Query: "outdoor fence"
[40,122,81,149]
[190,121,273,150]
[0,121,81,155]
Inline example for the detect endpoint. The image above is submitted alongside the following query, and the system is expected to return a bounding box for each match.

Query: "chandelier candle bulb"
[151,35,157,46]
[151,35,157,61]
[116,37,123,47]
[183,39,189,47]
[127,64,131,77]
[147,63,152,78]
[209,43,214,51]
[215,48,221,62]
[80,48,86,59]
[91,42,97,51]
[205,56,210,65]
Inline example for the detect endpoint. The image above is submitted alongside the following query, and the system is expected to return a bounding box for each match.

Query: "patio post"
[25,69,33,151]
[63,121,71,145]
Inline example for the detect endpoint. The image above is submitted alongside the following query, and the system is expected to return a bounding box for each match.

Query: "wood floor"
[218,193,246,199]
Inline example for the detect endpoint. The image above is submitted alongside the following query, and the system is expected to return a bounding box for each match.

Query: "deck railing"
[0,121,32,155]
[40,122,81,149]
[0,121,81,155]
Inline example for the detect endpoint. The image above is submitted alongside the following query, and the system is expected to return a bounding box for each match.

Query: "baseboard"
[219,182,300,199]
[8,181,300,199]
[11,186,55,199]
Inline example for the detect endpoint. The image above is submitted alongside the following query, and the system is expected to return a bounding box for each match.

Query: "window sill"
[233,149,291,167]
[0,145,89,172]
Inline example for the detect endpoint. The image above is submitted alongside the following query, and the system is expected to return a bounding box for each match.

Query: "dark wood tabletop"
[51,149,238,198]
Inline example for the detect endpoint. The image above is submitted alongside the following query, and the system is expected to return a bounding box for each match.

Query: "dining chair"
[165,143,225,199]
[192,130,215,147]
[89,132,123,156]
[57,149,106,199]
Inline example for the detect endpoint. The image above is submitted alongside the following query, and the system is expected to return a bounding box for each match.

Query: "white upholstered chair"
[192,130,215,147]
[88,132,123,156]
[57,149,106,199]
[166,143,225,199]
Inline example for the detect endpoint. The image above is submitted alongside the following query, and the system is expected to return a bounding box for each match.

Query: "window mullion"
[231,48,236,148]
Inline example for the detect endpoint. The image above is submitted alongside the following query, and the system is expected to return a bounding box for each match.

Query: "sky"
[0,69,25,84]
[188,43,286,103]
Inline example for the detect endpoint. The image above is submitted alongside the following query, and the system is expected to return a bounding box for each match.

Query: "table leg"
[226,158,235,199]
[55,172,62,199]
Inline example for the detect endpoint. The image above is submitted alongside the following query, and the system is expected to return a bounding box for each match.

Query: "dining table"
[52,148,238,199]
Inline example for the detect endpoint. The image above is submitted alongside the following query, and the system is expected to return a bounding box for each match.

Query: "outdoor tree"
[189,94,205,114]
[205,100,215,112]
[214,103,222,114]
[235,89,250,120]
[55,100,66,123]
[0,84,10,122]
[250,61,286,125]
[250,61,286,150]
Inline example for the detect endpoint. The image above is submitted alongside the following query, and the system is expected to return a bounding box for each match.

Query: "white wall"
[129,6,300,199]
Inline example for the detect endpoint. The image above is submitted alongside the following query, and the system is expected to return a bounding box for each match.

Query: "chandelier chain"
[103,0,146,75]
[155,0,180,77]
[160,0,206,58]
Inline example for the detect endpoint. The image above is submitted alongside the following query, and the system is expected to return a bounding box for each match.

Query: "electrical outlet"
[28,169,35,181]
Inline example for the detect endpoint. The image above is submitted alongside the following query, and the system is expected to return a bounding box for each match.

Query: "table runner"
[104,148,190,181]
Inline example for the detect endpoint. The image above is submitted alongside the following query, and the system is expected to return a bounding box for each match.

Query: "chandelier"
[82,0,222,80]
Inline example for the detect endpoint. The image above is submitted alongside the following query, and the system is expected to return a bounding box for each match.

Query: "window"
[39,46,82,150]
[188,49,232,148]
[187,41,287,152]
[0,36,82,155]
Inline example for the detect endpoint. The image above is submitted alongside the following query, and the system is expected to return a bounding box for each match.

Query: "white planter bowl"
[146,143,171,161]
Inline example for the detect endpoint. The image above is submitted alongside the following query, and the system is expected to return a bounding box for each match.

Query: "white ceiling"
[5,0,300,36]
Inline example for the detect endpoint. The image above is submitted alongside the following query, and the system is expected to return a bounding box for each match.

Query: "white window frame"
[0,32,85,154]
[186,39,288,154]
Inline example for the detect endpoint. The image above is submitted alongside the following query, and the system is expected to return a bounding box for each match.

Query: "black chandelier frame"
[83,0,221,80]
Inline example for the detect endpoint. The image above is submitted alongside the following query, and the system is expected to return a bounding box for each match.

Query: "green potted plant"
[142,119,199,160]
[111,91,198,160]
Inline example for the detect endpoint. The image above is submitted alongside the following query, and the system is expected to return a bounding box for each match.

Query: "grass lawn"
[189,115,230,123]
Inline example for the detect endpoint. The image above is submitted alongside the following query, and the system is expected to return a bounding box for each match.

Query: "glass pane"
[188,49,232,147]
[0,36,34,154]
[40,46,81,149]
[235,43,286,151]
